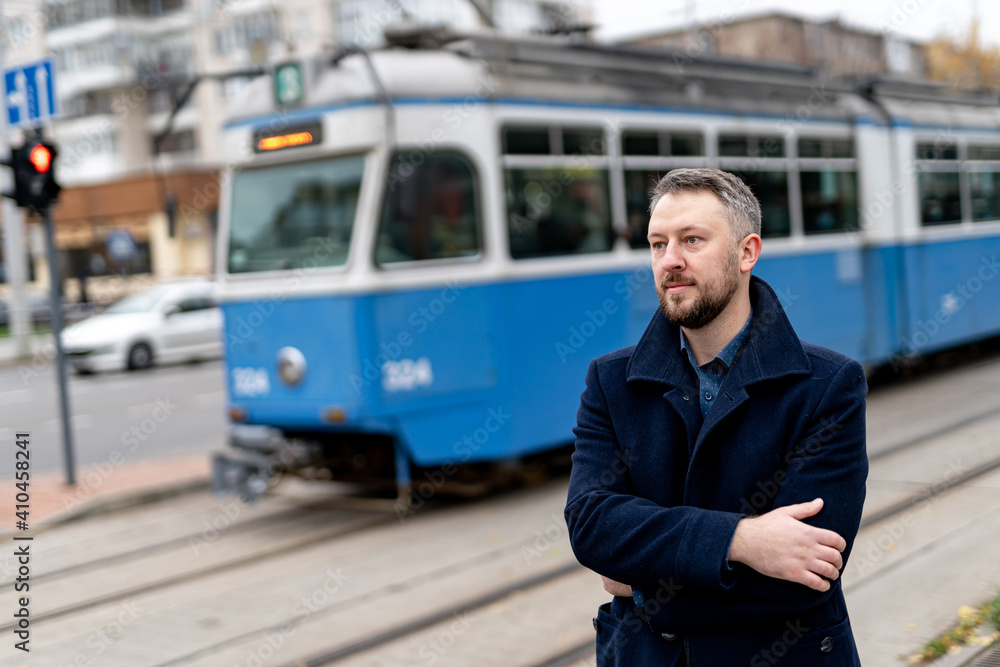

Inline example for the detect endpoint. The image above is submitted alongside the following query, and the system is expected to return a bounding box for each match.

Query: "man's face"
[648,190,741,329]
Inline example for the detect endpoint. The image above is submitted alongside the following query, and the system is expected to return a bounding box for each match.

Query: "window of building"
[214,11,278,55]
[376,153,481,265]
[503,125,614,259]
[157,129,196,154]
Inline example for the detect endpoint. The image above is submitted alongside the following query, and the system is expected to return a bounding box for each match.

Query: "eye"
[685,236,701,244]
[651,241,666,251]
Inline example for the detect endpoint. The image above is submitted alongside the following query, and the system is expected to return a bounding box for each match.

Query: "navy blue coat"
[565,276,868,666]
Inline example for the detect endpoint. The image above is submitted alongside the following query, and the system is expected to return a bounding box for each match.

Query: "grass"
[913,588,1000,662]
[0,324,52,337]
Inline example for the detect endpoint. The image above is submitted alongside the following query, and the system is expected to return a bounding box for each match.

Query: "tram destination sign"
[253,121,323,153]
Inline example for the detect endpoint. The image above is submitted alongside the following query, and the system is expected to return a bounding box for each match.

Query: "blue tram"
[211,32,1000,500]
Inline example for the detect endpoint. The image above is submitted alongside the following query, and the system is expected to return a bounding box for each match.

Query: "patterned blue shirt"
[680,310,753,419]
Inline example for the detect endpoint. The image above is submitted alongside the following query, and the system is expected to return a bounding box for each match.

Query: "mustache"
[661,274,696,287]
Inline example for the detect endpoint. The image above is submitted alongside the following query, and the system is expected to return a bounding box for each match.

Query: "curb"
[0,476,211,540]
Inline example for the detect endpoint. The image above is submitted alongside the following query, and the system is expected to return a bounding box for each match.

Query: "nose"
[658,241,685,273]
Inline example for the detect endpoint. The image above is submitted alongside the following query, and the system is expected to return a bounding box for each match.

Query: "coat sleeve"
[564,358,745,591]
[641,357,869,630]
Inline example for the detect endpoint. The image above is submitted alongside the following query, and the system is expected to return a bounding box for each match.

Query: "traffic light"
[1,137,61,212]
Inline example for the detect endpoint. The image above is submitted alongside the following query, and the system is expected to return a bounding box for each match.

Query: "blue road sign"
[4,57,58,128]
[107,228,138,263]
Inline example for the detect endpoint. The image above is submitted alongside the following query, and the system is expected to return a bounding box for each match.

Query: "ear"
[739,234,762,275]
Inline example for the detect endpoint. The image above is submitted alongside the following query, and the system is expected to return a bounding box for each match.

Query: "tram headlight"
[276,346,307,386]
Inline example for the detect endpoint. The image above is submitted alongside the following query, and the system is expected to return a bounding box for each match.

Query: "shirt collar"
[679,308,754,370]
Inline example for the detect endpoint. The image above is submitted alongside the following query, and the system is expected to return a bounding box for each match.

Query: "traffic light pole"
[0,1,32,359]
[41,206,75,486]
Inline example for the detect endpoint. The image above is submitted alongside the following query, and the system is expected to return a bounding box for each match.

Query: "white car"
[61,280,223,373]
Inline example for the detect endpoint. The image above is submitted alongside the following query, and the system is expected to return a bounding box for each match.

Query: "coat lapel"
[626,276,814,498]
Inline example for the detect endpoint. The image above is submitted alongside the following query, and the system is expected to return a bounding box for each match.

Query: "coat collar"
[625,275,811,388]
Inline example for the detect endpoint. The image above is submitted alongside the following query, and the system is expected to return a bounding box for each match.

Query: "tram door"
[368,152,497,413]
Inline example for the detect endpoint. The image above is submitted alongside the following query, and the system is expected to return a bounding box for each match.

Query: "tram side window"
[621,131,705,157]
[623,169,661,249]
[376,153,481,264]
[504,128,550,155]
[970,172,1000,222]
[916,141,961,226]
[918,172,962,225]
[620,131,706,249]
[968,144,1000,223]
[503,124,615,259]
[917,142,957,161]
[800,171,859,234]
[719,135,785,158]
[505,168,614,258]
[725,170,791,238]
[798,138,854,159]
[718,134,789,238]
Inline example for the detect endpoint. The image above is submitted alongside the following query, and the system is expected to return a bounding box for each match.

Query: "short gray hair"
[648,168,761,244]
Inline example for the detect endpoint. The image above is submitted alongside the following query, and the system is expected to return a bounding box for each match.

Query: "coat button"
[661,632,677,641]
[593,618,599,631]
[682,396,690,401]
[819,636,833,653]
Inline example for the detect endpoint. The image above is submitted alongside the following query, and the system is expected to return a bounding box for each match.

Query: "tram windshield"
[227,155,365,273]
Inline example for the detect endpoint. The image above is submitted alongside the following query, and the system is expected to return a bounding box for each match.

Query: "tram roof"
[224,30,1000,132]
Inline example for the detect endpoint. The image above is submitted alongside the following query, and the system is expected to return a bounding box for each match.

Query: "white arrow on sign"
[35,65,49,119]
[11,70,28,123]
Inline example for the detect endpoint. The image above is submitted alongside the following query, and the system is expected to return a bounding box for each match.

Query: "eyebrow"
[647,224,711,240]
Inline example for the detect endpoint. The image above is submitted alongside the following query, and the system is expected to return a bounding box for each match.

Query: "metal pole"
[0,0,32,358]
[42,206,75,486]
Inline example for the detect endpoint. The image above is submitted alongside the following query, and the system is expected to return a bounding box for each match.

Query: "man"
[564,168,867,666]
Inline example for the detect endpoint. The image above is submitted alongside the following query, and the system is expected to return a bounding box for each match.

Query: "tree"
[925,20,1000,91]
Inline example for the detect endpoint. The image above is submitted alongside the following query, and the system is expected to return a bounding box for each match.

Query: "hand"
[601,575,632,598]
[728,498,847,592]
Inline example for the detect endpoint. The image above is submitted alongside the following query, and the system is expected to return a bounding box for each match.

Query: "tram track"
[279,562,584,666]
[0,509,395,634]
[859,450,1000,530]
[0,502,339,588]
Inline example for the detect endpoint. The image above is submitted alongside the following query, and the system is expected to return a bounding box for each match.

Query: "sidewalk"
[0,331,54,369]
[0,455,211,536]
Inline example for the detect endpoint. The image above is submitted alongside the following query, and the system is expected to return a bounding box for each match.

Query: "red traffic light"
[29,144,52,173]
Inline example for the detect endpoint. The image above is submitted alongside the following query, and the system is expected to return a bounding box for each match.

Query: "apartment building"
[0,0,591,302]
[623,11,927,80]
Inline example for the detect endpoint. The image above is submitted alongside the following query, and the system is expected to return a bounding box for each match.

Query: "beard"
[657,251,740,330]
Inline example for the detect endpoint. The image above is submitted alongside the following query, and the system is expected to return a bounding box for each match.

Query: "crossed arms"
[564,357,869,626]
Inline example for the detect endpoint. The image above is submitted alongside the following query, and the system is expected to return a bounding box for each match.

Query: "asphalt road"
[0,358,227,478]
